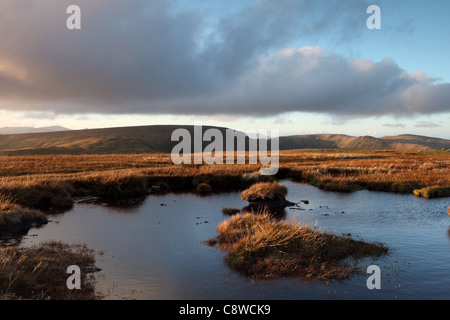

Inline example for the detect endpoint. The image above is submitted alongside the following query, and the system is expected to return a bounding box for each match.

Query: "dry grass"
[0,241,99,300]
[412,186,450,198]
[278,150,449,196]
[0,149,447,215]
[0,194,47,232]
[241,181,288,202]
[212,210,388,281]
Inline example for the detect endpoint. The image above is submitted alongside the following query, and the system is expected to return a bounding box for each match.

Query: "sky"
[0,0,449,138]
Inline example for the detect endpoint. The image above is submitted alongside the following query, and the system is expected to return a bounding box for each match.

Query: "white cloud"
[383,123,406,128]
[414,121,441,128]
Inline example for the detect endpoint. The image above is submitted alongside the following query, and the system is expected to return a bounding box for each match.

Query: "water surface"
[9,180,450,299]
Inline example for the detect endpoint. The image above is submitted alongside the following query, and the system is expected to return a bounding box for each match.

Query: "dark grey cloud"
[0,0,449,118]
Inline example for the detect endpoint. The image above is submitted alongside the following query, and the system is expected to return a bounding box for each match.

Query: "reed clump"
[413,186,450,198]
[0,241,100,300]
[240,181,294,210]
[213,211,388,281]
[241,181,288,202]
[0,194,47,233]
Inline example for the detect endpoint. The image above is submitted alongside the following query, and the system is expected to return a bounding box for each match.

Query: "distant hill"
[379,134,450,150]
[0,125,447,155]
[0,126,70,135]
[0,125,251,155]
[277,134,450,151]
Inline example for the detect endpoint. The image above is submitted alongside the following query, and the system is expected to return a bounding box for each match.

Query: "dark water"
[8,180,450,300]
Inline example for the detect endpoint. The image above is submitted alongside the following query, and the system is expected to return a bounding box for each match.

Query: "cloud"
[273,117,285,124]
[196,115,239,123]
[21,112,57,120]
[0,0,449,118]
[414,121,441,128]
[383,123,406,128]
[197,48,450,117]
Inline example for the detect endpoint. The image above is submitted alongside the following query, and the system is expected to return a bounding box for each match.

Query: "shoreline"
[0,150,448,234]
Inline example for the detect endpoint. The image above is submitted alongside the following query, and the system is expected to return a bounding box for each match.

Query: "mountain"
[0,126,70,134]
[277,134,450,151]
[0,125,447,155]
[0,125,251,155]
[379,134,450,150]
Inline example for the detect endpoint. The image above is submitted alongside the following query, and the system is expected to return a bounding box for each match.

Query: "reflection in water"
[241,204,287,219]
[2,180,450,300]
[76,195,148,211]
[0,229,30,246]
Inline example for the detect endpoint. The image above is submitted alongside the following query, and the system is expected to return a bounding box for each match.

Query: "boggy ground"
[0,149,446,299]
[0,149,448,231]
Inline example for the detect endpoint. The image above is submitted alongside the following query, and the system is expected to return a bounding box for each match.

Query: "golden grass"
[241,181,288,202]
[412,186,450,198]
[213,210,388,281]
[0,241,99,300]
[0,149,447,215]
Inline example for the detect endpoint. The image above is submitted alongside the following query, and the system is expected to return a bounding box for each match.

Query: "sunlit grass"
[241,181,288,202]
[0,149,447,216]
[212,210,388,281]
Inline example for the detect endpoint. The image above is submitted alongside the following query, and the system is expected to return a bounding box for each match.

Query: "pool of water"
[6,180,450,299]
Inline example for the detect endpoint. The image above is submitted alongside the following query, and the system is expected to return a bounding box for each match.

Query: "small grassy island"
[241,181,295,208]
[210,211,388,281]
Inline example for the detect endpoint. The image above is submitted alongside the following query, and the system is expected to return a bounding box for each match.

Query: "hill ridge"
[0,125,448,155]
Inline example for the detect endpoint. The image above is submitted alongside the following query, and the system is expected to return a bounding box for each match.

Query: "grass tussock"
[0,241,100,300]
[240,181,294,209]
[214,211,388,281]
[413,186,450,198]
[241,181,288,202]
[0,194,47,232]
